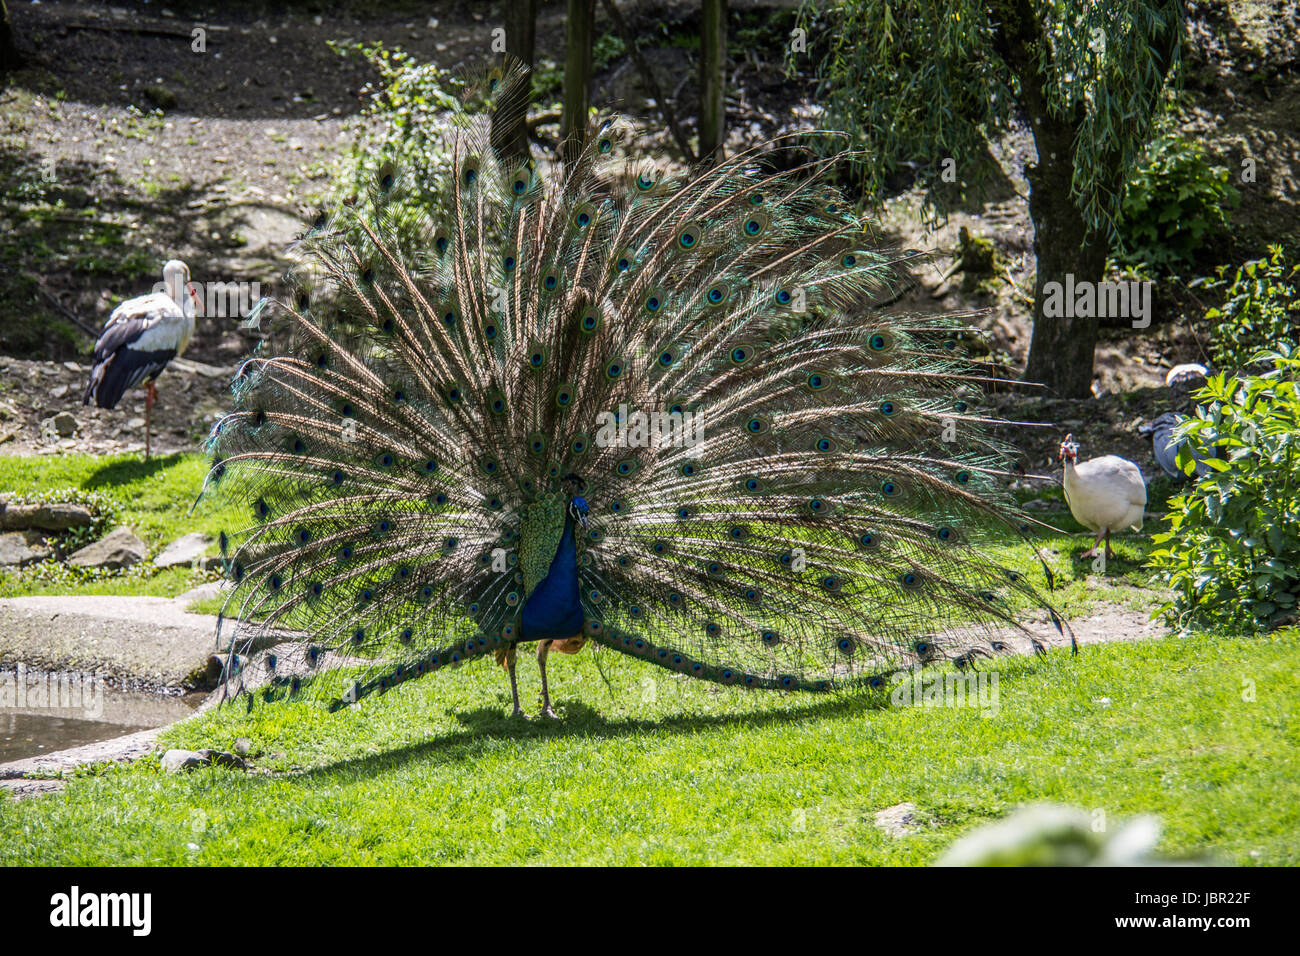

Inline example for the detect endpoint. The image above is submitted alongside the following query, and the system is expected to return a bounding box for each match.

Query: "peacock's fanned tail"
[200,61,1069,711]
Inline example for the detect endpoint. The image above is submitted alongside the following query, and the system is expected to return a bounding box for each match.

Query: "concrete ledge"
[0,595,221,690]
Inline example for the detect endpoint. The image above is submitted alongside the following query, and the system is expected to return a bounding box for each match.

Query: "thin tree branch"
[599,0,697,163]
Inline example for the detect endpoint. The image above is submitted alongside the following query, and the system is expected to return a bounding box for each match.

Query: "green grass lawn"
[2,627,1295,865]
[0,452,241,599]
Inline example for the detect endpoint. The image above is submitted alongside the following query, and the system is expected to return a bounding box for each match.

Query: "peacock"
[198,61,1070,719]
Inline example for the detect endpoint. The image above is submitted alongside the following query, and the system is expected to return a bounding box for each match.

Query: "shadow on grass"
[83,452,187,489]
[290,656,1047,783]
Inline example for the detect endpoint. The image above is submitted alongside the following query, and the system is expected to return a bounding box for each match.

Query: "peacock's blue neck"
[521,513,584,641]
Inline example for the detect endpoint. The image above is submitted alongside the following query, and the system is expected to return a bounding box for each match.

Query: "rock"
[154,532,214,569]
[143,85,178,109]
[0,501,94,531]
[175,579,230,604]
[234,737,252,756]
[0,530,52,567]
[162,749,206,773]
[1022,498,1062,512]
[874,802,921,837]
[67,526,148,570]
[162,748,247,774]
[50,385,69,399]
[202,653,245,687]
[41,411,77,437]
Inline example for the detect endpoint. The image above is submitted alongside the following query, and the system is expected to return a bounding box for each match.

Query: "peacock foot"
[539,705,558,719]
[510,707,530,720]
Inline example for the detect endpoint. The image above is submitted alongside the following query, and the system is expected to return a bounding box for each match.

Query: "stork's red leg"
[144,382,156,461]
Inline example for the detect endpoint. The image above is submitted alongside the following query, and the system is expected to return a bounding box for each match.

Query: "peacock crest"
[199,60,1068,715]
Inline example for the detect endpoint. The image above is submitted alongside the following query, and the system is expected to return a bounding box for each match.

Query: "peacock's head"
[1058,434,1080,463]
[563,473,589,528]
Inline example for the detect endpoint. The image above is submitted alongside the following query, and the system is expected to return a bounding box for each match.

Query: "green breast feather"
[519,493,566,599]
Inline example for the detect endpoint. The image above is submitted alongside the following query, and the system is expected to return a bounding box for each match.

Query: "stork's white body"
[104,291,196,357]
[1063,454,1147,549]
[83,260,199,459]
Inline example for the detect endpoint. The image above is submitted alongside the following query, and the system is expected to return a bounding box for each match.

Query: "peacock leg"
[537,640,558,718]
[505,644,527,719]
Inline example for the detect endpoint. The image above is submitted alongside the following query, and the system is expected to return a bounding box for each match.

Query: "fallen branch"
[527,108,563,131]
[35,281,100,338]
[63,21,196,41]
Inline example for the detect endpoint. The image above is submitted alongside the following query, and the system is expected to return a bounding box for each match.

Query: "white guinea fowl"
[1140,363,1214,479]
[1058,434,1147,559]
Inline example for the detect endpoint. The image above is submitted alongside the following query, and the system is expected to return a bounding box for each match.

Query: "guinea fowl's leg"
[144,381,156,461]
[537,639,558,719]
[504,644,527,719]
[1081,528,1104,559]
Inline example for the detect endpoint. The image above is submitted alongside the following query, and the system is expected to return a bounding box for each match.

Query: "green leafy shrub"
[327,43,463,236]
[1114,134,1238,273]
[1198,245,1300,373]
[1149,351,1300,632]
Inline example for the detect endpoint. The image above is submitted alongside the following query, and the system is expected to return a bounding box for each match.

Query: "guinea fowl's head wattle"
[1058,434,1080,464]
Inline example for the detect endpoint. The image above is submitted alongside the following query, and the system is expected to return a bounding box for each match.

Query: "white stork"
[83,259,201,459]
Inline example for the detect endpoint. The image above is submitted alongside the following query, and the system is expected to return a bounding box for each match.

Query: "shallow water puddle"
[0,670,202,762]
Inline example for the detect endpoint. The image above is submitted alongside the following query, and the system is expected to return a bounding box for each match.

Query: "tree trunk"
[0,0,22,73]
[989,0,1105,398]
[1020,116,1109,398]
[561,0,596,165]
[499,0,538,159]
[699,0,727,162]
